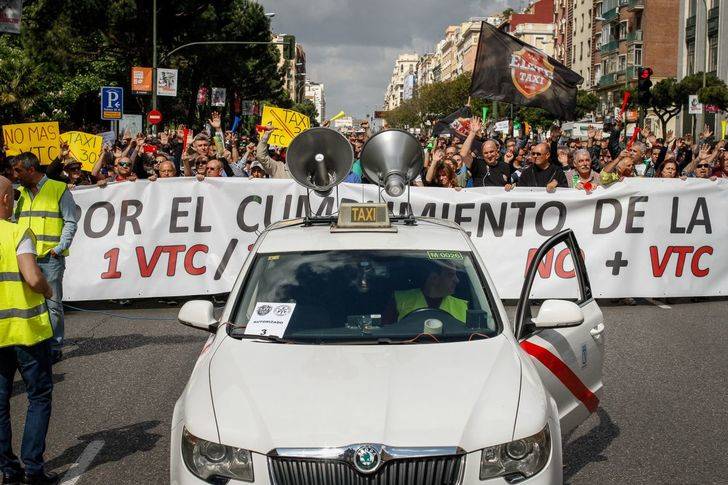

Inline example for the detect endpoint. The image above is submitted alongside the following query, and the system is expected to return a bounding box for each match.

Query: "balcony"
[597,66,639,88]
[598,72,616,87]
[600,39,620,54]
[602,7,620,22]
[708,7,719,35]
[625,30,643,43]
[626,0,644,10]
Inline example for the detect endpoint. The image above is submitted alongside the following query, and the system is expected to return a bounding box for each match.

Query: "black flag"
[470,22,583,120]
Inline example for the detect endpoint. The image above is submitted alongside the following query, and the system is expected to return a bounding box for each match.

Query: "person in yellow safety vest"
[11,152,78,364]
[0,175,59,485]
[382,260,469,324]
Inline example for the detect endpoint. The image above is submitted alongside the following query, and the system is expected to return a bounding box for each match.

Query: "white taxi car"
[170,208,604,485]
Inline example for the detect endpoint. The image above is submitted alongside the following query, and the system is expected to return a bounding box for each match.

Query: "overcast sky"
[259,0,519,119]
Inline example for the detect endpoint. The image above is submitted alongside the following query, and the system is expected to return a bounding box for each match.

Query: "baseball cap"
[250,161,265,172]
[63,158,82,169]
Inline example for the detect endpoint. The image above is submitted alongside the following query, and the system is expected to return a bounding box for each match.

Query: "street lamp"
[151,2,278,114]
[697,0,708,134]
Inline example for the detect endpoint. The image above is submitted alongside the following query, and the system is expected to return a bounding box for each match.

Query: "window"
[688,0,697,16]
[687,41,696,75]
[595,1,603,16]
[708,36,718,72]
[633,47,642,66]
[618,54,627,70]
[594,64,602,82]
[618,20,629,39]
[595,32,602,48]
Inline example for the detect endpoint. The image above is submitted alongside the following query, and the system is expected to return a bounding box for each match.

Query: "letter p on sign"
[101,86,124,120]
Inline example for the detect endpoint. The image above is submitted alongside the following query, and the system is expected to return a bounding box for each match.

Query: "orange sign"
[131,67,153,93]
[510,48,554,99]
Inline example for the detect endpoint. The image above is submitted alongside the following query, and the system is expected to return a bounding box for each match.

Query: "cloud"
[259,0,515,118]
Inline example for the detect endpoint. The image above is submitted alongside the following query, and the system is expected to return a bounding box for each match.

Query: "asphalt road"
[5,298,728,484]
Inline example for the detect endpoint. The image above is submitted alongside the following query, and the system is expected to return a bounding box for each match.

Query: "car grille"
[267,455,465,485]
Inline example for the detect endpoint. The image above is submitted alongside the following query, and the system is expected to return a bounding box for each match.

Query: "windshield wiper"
[225,324,294,343]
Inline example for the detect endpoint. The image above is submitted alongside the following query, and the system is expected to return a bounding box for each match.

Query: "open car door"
[514,229,605,434]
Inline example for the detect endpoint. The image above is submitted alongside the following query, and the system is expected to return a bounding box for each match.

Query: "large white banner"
[63,178,728,301]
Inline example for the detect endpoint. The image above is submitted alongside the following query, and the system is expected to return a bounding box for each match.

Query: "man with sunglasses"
[516,142,568,192]
[691,161,718,181]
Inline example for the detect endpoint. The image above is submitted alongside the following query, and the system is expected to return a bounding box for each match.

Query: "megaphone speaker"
[287,127,354,196]
[359,129,424,197]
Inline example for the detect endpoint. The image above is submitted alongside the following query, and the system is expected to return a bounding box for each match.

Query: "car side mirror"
[178,300,218,332]
[532,299,584,328]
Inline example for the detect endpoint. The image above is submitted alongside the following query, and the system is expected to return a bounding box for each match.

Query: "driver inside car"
[382,260,469,324]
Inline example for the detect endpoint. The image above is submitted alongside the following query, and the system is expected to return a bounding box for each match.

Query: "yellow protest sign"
[60,131,103,171]
[2,122,60,164]
[261,105,310,147]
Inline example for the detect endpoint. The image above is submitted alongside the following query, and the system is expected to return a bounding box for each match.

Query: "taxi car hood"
[208,334,523,453]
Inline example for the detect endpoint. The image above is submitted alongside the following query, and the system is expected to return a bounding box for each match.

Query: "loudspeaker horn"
[359,129,423,197]
[286,127,354,196]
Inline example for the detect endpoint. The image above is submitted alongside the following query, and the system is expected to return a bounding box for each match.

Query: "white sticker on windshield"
[245,302,296,338]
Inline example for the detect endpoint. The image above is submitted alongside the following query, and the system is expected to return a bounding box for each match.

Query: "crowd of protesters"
[421,118,727,191]
[1,113,726,193]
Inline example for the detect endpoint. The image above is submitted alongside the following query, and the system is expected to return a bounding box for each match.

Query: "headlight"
[479,424,550,482]
[181,427,254,483]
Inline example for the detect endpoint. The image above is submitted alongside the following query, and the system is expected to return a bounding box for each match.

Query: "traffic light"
[637,67,653,107]
[282,35,296,60]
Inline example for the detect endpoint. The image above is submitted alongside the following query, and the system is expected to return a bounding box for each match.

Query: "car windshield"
[229,250,501,344]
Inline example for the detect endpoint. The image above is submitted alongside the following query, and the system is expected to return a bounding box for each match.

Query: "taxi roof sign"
[334,203,394,231]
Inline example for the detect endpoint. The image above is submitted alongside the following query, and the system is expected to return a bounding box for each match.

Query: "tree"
[650,78,682,134]
[4,0,289,129]
[291,99,320,127]
[575,90,599,120]
[648,73,727,134]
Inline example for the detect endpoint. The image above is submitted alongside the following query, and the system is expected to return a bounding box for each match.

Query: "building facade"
[554,0,575,67]
[304,81,325,124]
[593,0,678,120]
[572,0,594,88]
[676,0,725,135]
[509,0,557,55]
[274,34,306,103]
[384,53,419,110]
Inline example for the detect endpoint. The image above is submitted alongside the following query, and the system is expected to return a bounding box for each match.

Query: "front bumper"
[170,414,563,484]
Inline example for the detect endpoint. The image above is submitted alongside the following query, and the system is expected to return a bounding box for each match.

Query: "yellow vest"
[16,178,68,257]
[394,288,468,323]
[0,220,53,348]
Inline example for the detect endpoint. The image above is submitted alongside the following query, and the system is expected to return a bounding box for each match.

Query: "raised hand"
[504,150,515,164]
[59,141,70,158]
[208,111,222,130]
[469,116,483,135]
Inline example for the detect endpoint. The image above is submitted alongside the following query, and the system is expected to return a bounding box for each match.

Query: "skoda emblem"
[353,445,380,473]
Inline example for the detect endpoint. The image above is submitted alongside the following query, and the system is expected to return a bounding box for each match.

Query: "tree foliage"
[2,0,290,129]
[649,73,728,133]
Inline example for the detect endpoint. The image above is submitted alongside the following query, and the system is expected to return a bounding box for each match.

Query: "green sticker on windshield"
[427,251,464,260]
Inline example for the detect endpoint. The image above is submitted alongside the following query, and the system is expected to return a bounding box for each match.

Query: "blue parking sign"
[100,87,124,120]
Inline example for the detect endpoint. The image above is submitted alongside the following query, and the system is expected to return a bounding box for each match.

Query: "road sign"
[147,109,163,125]
[100,87,124,120]
[688,95,703,115]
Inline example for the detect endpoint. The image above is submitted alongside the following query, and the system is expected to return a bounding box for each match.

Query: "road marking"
[60,440,104,485]
[646,298,671,309]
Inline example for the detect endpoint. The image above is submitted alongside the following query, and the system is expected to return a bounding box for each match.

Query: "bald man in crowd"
[460,117,514,190]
